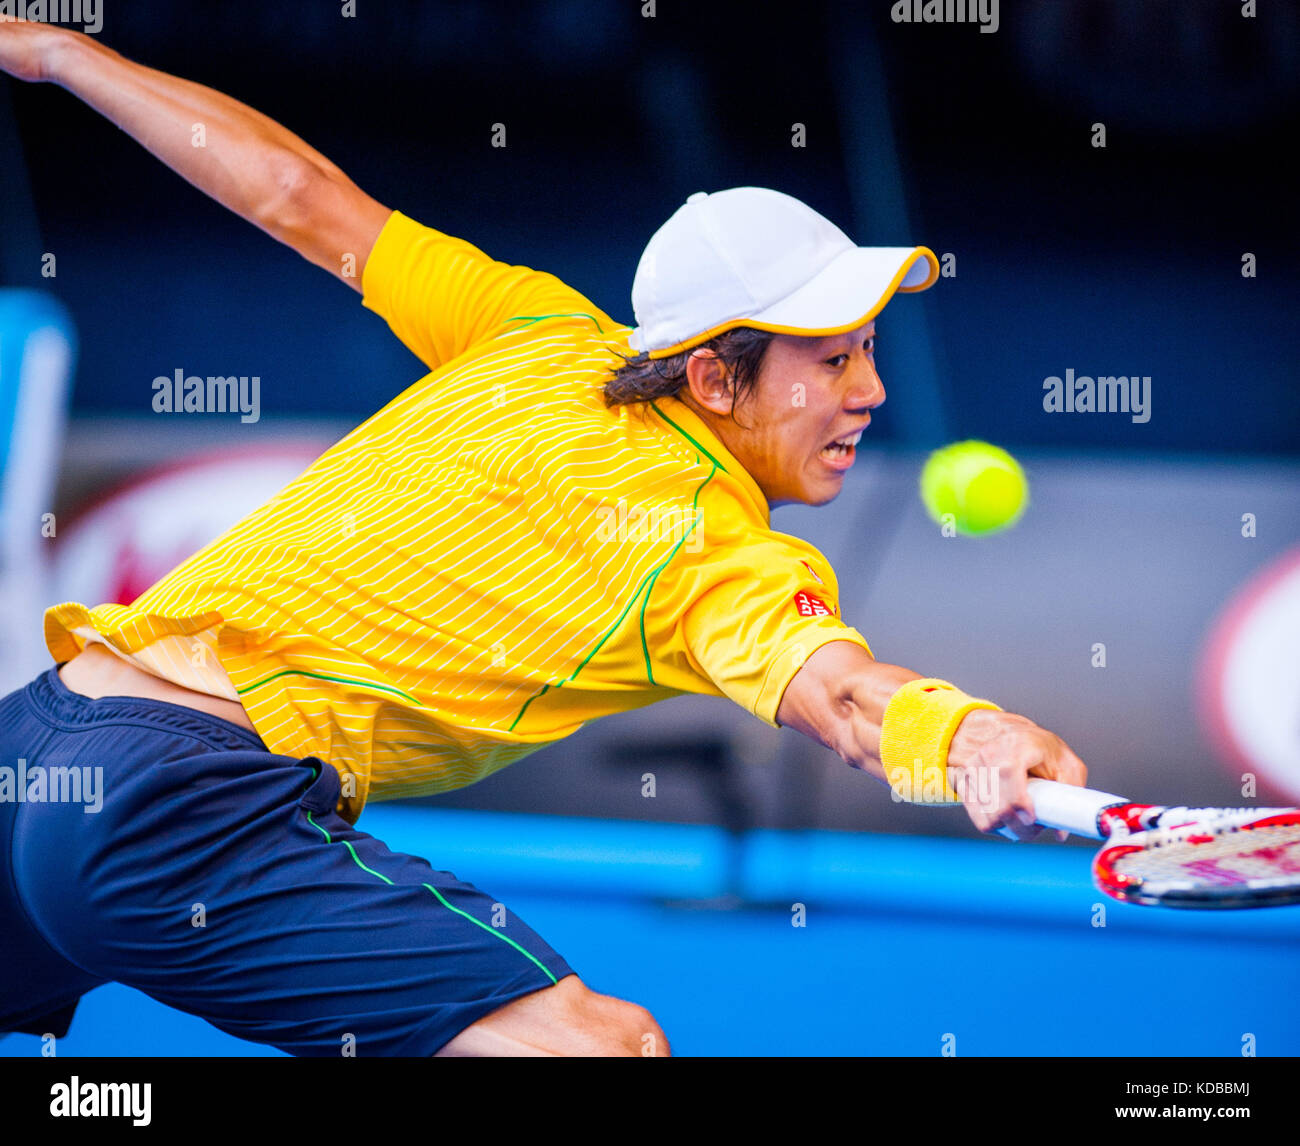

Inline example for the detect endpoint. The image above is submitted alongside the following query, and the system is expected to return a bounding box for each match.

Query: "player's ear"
[683,348,735,416]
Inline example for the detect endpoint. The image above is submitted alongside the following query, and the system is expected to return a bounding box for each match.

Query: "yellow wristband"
[878,678,1002,805]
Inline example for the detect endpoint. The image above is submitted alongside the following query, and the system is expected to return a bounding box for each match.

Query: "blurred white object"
[1200,547,1300,804]
[0,291,76,696]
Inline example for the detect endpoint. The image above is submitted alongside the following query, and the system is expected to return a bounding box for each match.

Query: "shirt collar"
[648,393,771,527]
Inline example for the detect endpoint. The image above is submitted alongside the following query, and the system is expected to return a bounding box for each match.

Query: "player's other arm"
[775,640,1088,839]
[1,21,390,290]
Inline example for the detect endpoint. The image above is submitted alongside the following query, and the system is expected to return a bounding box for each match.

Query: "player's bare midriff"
[58,641,259,736]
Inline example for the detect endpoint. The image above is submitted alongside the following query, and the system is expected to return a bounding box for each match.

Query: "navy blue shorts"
[0,666,575,1056]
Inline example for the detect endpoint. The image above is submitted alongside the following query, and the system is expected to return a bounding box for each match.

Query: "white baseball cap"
[628,187,940,359]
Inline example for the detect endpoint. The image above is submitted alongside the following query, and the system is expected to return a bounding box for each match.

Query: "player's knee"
[560,982,670,1057]
[437,975,670,1057]
[611,1000,670,1058]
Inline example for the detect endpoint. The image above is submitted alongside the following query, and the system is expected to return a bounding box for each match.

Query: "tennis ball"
[920,440,1028,536]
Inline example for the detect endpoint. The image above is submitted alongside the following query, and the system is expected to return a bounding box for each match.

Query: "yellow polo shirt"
[45,210,874,822]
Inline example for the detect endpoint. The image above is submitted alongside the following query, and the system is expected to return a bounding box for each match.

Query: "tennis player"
[0,23,1087,1057]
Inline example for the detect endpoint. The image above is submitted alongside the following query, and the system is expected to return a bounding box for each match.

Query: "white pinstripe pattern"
[44,212,853,822]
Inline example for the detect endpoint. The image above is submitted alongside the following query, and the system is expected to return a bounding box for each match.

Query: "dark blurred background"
[3,0,1299,837]
[8,0,1298,447]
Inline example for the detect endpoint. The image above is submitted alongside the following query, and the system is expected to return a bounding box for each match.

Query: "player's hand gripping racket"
[1002,779,1300,909]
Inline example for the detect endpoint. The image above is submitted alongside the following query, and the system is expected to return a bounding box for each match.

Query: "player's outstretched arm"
[0,20,391,290]
[776,640,1087,839]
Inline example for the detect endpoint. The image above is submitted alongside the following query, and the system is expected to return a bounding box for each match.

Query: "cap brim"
[636,245,939,358]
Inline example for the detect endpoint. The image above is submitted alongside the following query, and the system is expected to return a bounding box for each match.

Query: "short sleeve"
[675,533,874,727]
[361,211,606,370]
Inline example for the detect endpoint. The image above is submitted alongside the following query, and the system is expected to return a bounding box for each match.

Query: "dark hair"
[603,326,776,422]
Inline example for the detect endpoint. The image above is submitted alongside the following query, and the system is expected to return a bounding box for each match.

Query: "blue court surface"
[5,807,1299,1057]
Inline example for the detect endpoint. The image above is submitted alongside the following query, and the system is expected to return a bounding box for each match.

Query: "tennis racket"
[1006,779,1300,909]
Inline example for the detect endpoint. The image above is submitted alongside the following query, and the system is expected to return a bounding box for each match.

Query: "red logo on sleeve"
[794,590,833,617]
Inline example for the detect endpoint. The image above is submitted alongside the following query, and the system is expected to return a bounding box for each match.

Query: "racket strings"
[1113,823,1300,887]
[1145,806,1293,833]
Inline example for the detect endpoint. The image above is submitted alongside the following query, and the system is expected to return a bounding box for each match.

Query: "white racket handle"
[1026,779,1128,838]
[996,779,1129,841]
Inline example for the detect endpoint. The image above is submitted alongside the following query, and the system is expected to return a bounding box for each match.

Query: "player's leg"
[0,675,108,1040]
[435,973,671,1057]
[9,665,664,1056]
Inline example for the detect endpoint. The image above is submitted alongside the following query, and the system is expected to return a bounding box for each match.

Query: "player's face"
[733,321,884,507]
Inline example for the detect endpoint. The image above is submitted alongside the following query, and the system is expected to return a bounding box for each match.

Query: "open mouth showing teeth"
[820,429,863,460]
